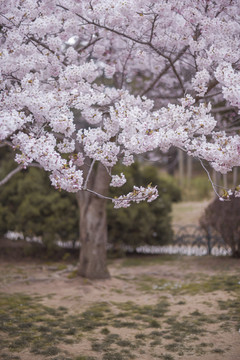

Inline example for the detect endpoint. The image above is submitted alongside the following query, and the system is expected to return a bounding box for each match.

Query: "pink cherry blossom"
[1,0,240,205]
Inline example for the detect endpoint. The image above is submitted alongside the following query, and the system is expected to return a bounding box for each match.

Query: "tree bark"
[76,163,111,279]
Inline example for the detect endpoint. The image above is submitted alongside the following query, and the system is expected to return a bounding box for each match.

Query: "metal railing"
[173,225,229,255]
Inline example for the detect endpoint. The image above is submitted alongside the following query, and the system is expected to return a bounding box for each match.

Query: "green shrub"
[0,148,79,248]
[0,149,181,252]
[108,163,181,249]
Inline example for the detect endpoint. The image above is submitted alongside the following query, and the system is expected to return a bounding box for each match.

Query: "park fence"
[5,225,231,256]
[123,225,231,256]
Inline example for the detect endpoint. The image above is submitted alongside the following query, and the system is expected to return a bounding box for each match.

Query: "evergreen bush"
[0,150,181,253]
[108,163,181,250]
[0,149,79,249]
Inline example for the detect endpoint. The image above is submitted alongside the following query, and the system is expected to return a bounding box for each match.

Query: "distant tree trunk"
[178,149,184,188]
[76,163,111,279]
[166,147,178,176]
[187,155,192,188]
[233,167,238,188]
[223,174,228,189]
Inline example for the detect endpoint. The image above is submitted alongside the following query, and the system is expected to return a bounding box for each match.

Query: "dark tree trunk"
[166,147,178,176]
[76,163,111,279]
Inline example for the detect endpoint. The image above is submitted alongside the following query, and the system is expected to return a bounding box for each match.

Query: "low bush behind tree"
[108,162,181,250]
[200,197,240,257]
[0,151,180,254]
[0,148,79,250]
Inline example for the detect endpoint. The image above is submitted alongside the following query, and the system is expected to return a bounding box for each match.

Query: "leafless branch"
[120,44,135,89]
[169,59,185,94]
[195,79,219,103]
[149,14,158,43]
[57,3,172,62]
[141,46,188,96]
[199,159,224,199]
[0,163,42,187]
[0,140,14,148]
[83,159,96,190]
[77,37,102,53]
[86,188,113,200]
[0,165,23,186]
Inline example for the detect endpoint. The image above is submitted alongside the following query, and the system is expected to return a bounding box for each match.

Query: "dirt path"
[0,255,239,360]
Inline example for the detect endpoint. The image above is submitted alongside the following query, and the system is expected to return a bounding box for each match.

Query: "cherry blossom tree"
[1,0,240,278]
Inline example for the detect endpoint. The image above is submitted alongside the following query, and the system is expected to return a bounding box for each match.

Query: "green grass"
[0,294,112,357]
[0,286,237,359]
[0,256,239,359]
[135,273,240,295]
[121,255,179,267]
[1,355,21,360]
[160,355,175,360]
[211,348,225,354]
[0,293,170,358]
[218,298,240,329]
[179,275,240,295]
[67,270,78,279]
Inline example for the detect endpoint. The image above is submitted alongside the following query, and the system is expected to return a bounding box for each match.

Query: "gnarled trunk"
[76,163,110,279]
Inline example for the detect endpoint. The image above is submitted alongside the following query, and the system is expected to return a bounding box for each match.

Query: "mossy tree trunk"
[76,163,110,279]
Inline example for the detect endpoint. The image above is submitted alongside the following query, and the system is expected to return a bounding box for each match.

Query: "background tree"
[1,0,240,278]
[200,196,240,257]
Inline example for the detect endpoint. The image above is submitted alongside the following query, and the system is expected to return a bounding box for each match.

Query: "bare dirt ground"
[0,255,239,360]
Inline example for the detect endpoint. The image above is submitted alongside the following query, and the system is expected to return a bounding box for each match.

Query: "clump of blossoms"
[1,0,240,205]
[110,173,126,187]
[113,185,158,209]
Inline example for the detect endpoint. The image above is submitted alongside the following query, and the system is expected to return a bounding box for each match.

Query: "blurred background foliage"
[0,148,181,252]
[108,162,181,250]
[0,148,79,249]
[180,176,213,201]
[200,196,240,257]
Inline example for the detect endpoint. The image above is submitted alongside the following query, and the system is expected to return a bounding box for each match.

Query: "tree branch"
[195,79,219,103]
[83,159,96,190]
[57,4,172,61]
[169,59,185,94]
[0,165,23,186]
[0,163,42,187]
[76,37,102,54]
[149,14,158,43]
[141,46,188,96]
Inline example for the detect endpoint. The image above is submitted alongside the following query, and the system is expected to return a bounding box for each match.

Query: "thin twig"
[86,188,113,200]
[83,160,96,190]
[198,158,221,198]
[169,59,185,94]
[0,163,42,187]
[0,165,23,186]
[141,46,188,96]
[149,14,158,43]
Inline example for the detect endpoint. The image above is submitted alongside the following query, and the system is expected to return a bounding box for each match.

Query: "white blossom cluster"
[113,185,159,209]
[1,0,240,204]
[110,173,126,187]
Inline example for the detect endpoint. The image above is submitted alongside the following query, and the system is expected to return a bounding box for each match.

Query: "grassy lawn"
[171,200,211,231]
[0,255,239,360]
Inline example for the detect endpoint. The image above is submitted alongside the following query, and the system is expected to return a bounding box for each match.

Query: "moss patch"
[0,256,240,359]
